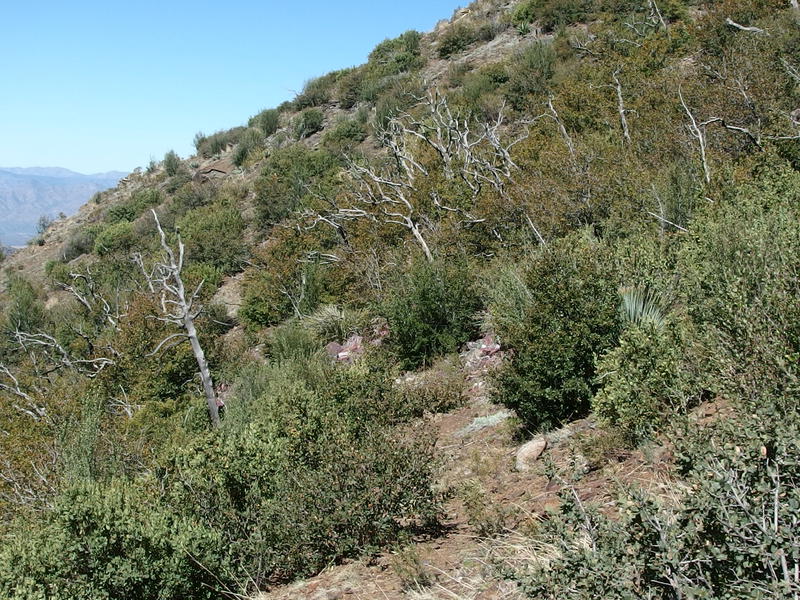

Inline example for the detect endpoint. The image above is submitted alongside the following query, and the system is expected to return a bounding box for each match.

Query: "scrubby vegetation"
[2,0,800,596]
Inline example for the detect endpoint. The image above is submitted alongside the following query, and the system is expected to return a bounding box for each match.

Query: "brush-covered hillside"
[1,0,800,597]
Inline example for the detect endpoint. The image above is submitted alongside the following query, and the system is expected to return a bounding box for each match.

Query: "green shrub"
[505,41,555,109]
[194,127,246,158]
[253,145,340,226]
[677,166,800,401]
[249,108,280,135]
[161,357,441,587]
[0,480,226,600]
[105,189,162,224]
[305,304,370,345]
[93,221,136,256]
[295,70,349,109]
[232,127,263,166]
[61,225,102,261]
[437,24,476,58]
[593,323,690,441]
[493,233,620,430]
[163,150,180,176]
[322,117,367,151]
[507,399,800,599]
[511,0,593,32]
[293,108,325,139]
[385,258,480,370]
[177,205,246,273]
[367,31,425,78]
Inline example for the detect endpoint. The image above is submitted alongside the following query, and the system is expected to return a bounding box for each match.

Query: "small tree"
[133,210,220,427]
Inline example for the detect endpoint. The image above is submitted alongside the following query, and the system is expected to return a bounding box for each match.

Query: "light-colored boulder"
[515,437,548,471]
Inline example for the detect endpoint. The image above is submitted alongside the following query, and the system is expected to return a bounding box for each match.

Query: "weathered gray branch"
[137,210,221,427]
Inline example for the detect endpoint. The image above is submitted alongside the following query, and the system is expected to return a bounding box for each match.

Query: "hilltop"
[1,0,800,598]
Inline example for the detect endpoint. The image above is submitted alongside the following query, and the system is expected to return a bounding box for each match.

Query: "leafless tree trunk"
[679,87,712,184]
[133,210,220,427]
[612,70,632,146]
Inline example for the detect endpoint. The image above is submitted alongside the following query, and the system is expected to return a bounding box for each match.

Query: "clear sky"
[0,0,465,175]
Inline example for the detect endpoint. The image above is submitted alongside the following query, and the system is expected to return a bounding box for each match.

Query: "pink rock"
[325,341,343,359]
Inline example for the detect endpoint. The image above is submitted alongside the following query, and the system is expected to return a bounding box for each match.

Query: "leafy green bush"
[295,70,349,109]
[370,31,423,73]
[437,24,476,58]
[511,0,593,32]
[105,189,162,224]
[249,108,280,135]
[293,108,325,139]
[93,221,136,256]
[253,145,340,226]
[194,127,246,158]
[505,41,555,109]
[323,117,367,151]
[507,399,800,599]
[177,204,246,273]
[160,357,441,587]
[232,127,263,166]
[493,233,620,430]
[0,480,226,600]
[61,225,102,261]
[593,323,690,441]
[163,150,180,176]
[385,258,480,370]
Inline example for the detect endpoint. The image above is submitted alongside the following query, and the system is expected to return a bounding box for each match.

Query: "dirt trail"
[256,337,670,600]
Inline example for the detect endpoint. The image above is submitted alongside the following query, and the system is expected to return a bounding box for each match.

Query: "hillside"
[0,167,125,246]
[1,0,800,598]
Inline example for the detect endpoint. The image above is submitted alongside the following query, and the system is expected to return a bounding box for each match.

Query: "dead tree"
[55,267,126,331]
[13,329,115,378]
[340,89,525,261]
[679,87,713,184]
[612,69,633,146]
[133,210,221,427]
[0,364,46,421]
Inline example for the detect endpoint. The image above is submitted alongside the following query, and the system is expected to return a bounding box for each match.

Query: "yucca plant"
[619,285,671,329]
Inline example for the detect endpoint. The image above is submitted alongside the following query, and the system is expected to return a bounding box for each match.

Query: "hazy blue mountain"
[0,167,126,246]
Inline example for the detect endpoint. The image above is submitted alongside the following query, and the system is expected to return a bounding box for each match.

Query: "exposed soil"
[255,337,673,600]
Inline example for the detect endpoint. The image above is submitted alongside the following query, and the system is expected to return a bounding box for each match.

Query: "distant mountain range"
[0,167,126,246]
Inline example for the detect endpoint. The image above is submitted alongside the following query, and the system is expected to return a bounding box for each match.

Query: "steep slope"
[1,0,800,598]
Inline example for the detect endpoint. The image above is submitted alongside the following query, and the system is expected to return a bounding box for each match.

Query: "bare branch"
[725,18,767,34]
[679,87,712,184]
[138,210,220,427]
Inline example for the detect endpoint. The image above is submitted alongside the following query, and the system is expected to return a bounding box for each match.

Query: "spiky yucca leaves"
[619,285,671,330]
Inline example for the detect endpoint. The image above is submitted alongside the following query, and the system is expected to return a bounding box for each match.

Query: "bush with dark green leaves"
[493,233,620,430]
[505,41,555,109]
[249,108,280,135]
[253,145,340,227]
[194,127,246,158]
[162,357,440,587]
[293,108,325,139]
[385,258,480,370]
[163,150,180,176]
[511,0,593,32]
[93,221,136,256]
[593,322,691,442]
[437,24,476,58]
[177,204,246,273]
[0,481,226,600]
[232,127,263,166]
[322,117,367,151]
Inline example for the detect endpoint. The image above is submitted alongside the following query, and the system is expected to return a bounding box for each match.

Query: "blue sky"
[0,0,465,174]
